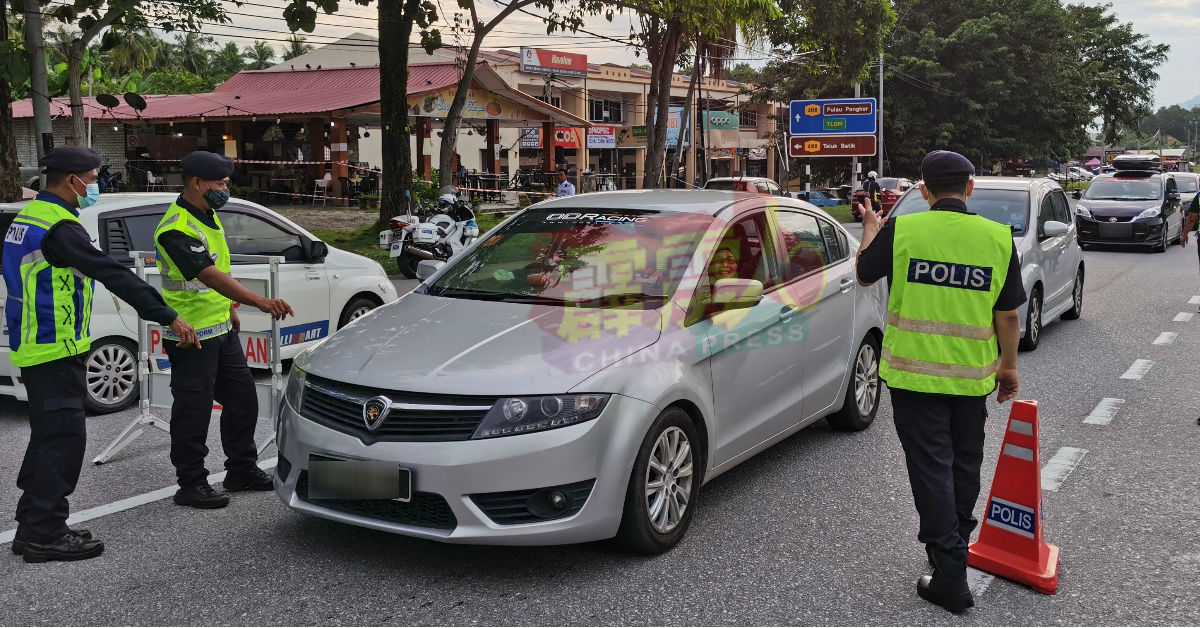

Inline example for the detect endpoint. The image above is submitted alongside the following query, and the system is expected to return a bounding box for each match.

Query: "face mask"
[74,177,100,209]
[203,187,230,210]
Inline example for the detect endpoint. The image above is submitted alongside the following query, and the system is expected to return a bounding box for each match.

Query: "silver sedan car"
[275,190,887,553]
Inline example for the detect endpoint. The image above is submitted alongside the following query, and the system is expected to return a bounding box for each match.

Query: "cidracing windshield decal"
[541,212,650,224]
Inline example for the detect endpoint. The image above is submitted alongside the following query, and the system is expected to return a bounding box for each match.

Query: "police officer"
[556,168,576,197]
[154,151,293,509]
[1179,190,1200,300]
[2,147,198,563]
[855,151,1024,613]
[862,170,883,213]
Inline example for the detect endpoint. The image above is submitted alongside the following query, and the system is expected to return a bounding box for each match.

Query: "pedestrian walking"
[3,146,198,563]
[854,150,1024,613]
[154,151,294,509]
[556,168,576,197]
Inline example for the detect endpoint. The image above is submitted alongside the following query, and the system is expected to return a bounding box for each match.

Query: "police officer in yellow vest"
[856,151,1023,613]
[154,151,293,509]
[2,146,198,563]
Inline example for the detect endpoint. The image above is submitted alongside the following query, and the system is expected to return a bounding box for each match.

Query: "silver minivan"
[890,177,1085,351]
[276,190,887,553]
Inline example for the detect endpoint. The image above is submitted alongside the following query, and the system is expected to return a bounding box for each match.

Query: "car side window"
[818,218,846,262]
[1038,193,1055,234]
[705,213,779,287]
[100,210,169,265]
[767,181,782,196]
[1051,191,1071,224]
[219,211,305,261]
[775,211,831,280]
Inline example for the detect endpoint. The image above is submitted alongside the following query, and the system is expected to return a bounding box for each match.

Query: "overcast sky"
[201,0,1195,108]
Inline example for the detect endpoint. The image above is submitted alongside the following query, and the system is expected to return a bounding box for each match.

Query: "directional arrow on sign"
[795,114,802,122]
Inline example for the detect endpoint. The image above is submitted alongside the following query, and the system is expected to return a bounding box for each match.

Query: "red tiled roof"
[11,87,382,121]
[215,66,381,93]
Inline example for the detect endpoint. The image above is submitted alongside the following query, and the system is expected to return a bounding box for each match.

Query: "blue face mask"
[75,177,100,209]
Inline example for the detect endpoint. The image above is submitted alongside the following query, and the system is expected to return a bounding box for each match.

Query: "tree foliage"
[282,34,314,61]
[1136,105,1200,146]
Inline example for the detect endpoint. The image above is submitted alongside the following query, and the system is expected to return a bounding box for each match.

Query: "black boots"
[918,546,974,613]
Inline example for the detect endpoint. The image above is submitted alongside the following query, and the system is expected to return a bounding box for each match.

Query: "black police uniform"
[157,151,266,501]
[7,147,179,556]
[856,151,1026,610]
[862,176,883,213]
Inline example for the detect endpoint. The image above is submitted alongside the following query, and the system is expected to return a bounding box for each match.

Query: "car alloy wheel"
[854,342,879,417]
[644,426,694,534]
[85,340,138,413]
[1020,289,1042,351]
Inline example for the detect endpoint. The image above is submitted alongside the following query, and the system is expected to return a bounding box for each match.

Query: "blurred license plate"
[308,459,411,501]
[389,241,403,257]
[1099,222,1132,239]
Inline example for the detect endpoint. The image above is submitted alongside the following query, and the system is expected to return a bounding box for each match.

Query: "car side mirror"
[711,278,764,309]
[308,240,328,261]
[416,259,446,281]
[1042,220,1069,238]
[1072,190,1082,199]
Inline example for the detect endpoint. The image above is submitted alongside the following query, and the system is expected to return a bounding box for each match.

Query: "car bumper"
[274,393,655,545]
[1076,217,1166,245]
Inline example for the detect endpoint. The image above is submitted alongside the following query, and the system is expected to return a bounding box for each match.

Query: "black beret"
[180,151,234,180]
[920,150,975,182]
[38,146,102,173]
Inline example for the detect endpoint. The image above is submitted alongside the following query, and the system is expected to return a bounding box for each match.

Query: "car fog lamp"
[549,490,568,510]
[503,398,528,422]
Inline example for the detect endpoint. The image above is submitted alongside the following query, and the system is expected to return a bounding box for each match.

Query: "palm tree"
[243,40,276,70]
[210,41,245,80]
[281,34,313,61]
[177,32,213,76]
[152,39,183,73]
[106,27,159,76]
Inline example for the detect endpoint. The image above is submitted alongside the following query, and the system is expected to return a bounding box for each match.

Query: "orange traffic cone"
[968,400,1060,594]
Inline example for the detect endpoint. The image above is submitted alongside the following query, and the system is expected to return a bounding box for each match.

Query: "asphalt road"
[0,233,1198,625]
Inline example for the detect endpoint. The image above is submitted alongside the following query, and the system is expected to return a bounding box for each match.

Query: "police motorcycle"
[379,191,480,279]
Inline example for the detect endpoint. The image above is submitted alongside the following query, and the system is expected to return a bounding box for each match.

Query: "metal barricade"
[93,251,284,465]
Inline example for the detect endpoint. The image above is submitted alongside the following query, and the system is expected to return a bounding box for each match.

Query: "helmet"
[867,171,878,179]
[438,193,456,207]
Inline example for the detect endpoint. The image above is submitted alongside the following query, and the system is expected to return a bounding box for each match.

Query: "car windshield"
[426,208,713,307]
[1174,177,1198,193]
[704,179,749,191]
[1082,179,1160,201]
[890,188,1030,236]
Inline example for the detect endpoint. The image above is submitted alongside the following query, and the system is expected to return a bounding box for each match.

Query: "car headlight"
[1075,205,1093,220]
[472,394,610,439]
[284,365,308,411]
[1137,207,1160,220]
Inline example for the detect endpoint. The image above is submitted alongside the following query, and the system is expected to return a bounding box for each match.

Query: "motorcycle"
[98,165,124,193]
[379,192,480,279]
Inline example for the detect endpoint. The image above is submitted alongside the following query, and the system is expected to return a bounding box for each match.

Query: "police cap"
[38,146,102,174]
[180,151,234,180]
[920,150,975,183]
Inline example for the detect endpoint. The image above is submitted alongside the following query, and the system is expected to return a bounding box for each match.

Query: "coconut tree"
[210,41,245,80]
[177,31,212,76]
[281,34,313,60]
[106,26,158,76]
[243,40,275,70]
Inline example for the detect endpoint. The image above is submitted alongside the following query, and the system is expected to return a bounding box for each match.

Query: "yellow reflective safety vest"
[2,196,94,367]
[153,201,232,337]
[879,210,1013,396]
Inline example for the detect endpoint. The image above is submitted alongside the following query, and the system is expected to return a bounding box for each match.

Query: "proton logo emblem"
[1108,217,1117,222]
[363,396,392,431]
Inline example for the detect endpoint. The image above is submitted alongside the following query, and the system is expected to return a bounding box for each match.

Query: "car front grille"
[1091,214,1134,223]
[470,480,595,525]
[296,470,458,531]
[299,374,496,444]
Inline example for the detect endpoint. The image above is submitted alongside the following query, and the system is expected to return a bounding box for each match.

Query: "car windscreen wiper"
[429,286,568,305]
[568,292,668,308]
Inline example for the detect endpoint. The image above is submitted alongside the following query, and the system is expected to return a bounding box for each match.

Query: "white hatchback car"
[1,193,397,412]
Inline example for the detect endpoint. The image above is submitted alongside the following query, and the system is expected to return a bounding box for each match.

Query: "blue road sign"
[790,98,878,136]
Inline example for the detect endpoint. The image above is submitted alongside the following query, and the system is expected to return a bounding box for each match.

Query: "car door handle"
[839,277,854,293]
[779,306,798,322]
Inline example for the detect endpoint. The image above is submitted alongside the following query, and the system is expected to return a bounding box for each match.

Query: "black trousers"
[15,355,87,543]
[890,387,988,555]
[164,330,258,488]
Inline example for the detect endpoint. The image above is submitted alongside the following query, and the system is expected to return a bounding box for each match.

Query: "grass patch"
[824,204,855,223]
[311,211,511,274]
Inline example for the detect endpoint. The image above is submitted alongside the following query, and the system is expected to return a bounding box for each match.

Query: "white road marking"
[1153,332,1178,345]
[967,567,995,597]
[1084,398,1125,426]
[0,457,277,545]
[1174,312,1194,322]
[1041,447,1088,492]
[1189,296,1200,305]
[1120,359,1153,380]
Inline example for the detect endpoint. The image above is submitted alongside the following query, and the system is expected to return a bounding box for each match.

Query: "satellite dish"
[96,93,120,108]
[123,92,147,112]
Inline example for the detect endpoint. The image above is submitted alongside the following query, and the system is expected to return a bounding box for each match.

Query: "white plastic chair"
[312,173,331,206]
[145,173,164,192]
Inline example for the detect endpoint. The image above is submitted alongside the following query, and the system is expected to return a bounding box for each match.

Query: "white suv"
[1,193,398,413]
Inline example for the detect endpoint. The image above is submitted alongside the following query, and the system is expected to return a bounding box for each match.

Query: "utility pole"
[23,0,53,188]
[878,52,884,175]
[850,83,861,191]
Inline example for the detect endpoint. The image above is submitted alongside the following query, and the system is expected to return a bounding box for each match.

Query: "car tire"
[1154,226,1168,253]
[1019,288,1042,352]
[1061,268,1084,320]
[338,296,379,329]
[84,338,139,414]
[395,252,419,279]
[827,334,881,432]
[615,407,701,555]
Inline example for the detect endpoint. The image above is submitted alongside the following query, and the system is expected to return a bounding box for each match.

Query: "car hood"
[1077,198,1161,216]
[296,292,663,396]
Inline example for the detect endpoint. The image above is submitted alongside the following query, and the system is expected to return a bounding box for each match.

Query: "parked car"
[852,177,915,219]
[1,193,398,413]
[19,162,40,190]
[1172,172,1198,209]
[788,189,841,207]
[703,176,784,195]
[890,177,1084,351]
[1069,167,1095,182]
[1073,167,1183,252]
[275,190,888,553]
